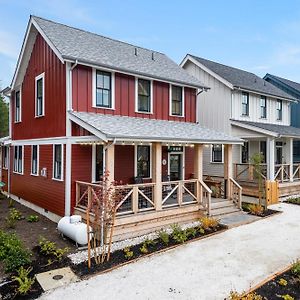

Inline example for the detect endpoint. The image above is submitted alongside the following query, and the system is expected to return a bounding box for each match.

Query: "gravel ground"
[41,203,300,300]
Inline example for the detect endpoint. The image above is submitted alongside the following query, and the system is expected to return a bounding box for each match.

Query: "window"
[94,145,103,182]
[2,146,8,169]
[260,96,267,118]
[31,145,39,175]
[241,142,249,163]
[13,146,23,174]
[171,85,183,116]
[15,90,21,122]
[211,144,223,163]
[96,70,112,108]
[53,144,63,180]
[137,79,151,113]
[136,145,151,178]
[276,99,282,120]
[241,92,249,116]
[35,73,44,117]
[260,141,267,163]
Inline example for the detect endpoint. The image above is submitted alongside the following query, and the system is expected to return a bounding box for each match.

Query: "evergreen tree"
[0,93,9,137]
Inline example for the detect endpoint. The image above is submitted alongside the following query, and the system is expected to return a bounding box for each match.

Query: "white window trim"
[167,146,185,180]
[30,145,39,176]
[35,72,45,117]
[14,86,22,123]
[52,144,64,181]
[259,96,267,119]
[91,144,105,183]
[169,84,185,117]
[210,144,224,164]
[2,146,9,170]
[241,92,249,117]
[92,68,115,110]
[13,145,24,175]
[135,77,153,114]
[134,144,152,179]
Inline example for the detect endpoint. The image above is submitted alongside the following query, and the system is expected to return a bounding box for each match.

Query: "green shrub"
[228,290,263,300]
[280,295,294,300]
[278,278,288,286]
[291,260,300,277]
[185,227,197,239]
[38,237,68,261]
[171,224,187,244]
[5,208,23,228]
[139,243,148,254]
[0,231,31,273]
[27,215,39,222]
[123,247,133,259]
[12,266,35,295]
[198,227,205,235]
[158,230,169,245]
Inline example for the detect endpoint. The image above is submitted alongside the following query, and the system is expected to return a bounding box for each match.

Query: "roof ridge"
[267,73,300,86]
[31,15,166,56]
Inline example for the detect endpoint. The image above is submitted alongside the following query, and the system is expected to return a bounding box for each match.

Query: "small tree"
[250,153,266,208]
[86,171,124,267]
[0,93,9,138]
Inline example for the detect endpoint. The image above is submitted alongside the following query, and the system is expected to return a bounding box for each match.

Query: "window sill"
[240,115,250,118]
[52,177,64,182]
[210,161,224,164]
[2,167,8,170]
[30,173,39,177]
[13,171,23,175]
[135,110,153,115]
[35,115,45,118]
[14,121,22,124]
[259,117,267,120]
[92,105,115,110]
[170,114,185,118]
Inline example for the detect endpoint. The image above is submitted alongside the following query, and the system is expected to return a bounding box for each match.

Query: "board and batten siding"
[231,90,291,125]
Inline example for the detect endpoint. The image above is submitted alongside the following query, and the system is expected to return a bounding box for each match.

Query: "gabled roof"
[21,16,206,89]
[231,120,300,138]
[69,112,242,144]
[264,74,300,98]
[183,54,297,101]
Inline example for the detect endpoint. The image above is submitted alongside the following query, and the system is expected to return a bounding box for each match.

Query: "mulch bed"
[254,268,300,299]
[242,202,281,218]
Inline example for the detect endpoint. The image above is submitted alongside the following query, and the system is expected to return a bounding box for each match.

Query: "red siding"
[72,123,92,136]
[10,145,65,216]
[12,34,66,140]
[1,169,8,192]
[72,65,197,122]
[185,147,195,179]
[114,145,134,184]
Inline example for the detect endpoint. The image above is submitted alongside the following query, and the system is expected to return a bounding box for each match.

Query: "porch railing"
[229,177,242,209]
[75,179,213,217]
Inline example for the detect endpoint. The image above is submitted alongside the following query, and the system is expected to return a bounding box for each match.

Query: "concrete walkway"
[41,203,300,300]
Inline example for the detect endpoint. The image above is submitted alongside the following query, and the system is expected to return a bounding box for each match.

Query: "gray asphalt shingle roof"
[265,74,300,94]
[32,16,206,88]
[70,112,242,143]
[232,120,300,137]
[190,55,297,101]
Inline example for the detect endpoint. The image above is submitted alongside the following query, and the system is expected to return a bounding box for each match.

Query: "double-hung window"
[3,146,8,169]
[35,73,44,117]
[260,96,267,118]
[276,99,282,120]
[53,144,63,180]
[31,145,39,176]
[13,146,23,174]
[96,71,112,108]
[171,85,183,116]
[136,145,150,178]
[137,79,151,113]
[211,144,223,163]
[15,90,21,122]
[241,92,249,116]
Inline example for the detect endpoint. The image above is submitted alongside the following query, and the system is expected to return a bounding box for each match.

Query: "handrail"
[229,177,242,209]
[199,179,212,216]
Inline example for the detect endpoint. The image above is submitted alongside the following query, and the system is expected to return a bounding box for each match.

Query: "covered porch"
[70,112,243,240]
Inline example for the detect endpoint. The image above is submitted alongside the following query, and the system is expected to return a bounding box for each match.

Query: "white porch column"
[194,144,203,181]
[224,144,233,199]
[267,137,275,181]
[152,142,162,211]
[287,138,294,182]
[104,143,115,183]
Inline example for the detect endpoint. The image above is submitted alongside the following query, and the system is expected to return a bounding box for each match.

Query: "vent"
[134,48,138,56]
[152,52,155,60]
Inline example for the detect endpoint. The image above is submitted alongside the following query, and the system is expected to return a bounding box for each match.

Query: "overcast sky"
[1,0,300,88]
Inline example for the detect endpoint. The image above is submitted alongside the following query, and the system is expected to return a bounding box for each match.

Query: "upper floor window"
[276,99,282,120]
[136,145,151,178]
[211,144,223,163]
[53,144,63,180]
[260,96,267,118]
[35,73,45,117]
[13,146,23,174]
[31,145,39,176]
[96,71,112,108]
[2,146,9,169]
[15,90,21,122]
[241,92,249,116]
[137,79,151,113]
[171,85,183,116]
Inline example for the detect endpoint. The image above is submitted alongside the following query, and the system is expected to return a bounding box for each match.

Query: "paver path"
[41,203,300,300]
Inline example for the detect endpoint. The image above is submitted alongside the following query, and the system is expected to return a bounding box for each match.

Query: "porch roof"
[69,112,243,144]
[0,136,11,145]
[231,120,300,138]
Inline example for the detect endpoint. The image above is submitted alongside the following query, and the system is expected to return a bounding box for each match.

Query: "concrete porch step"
[211,205,241,217]
[211,200,236,209]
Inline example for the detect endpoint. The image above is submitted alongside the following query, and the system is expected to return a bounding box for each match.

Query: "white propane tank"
[57,215,90,246]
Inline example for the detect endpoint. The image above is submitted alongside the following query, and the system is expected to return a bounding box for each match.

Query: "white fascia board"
[68,113,108,142]
[230,120,279,137]
[180,55,233,90]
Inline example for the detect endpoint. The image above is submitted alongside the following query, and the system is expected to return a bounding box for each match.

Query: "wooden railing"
[75,179,212,217]
[234,163,267,182]
[229,177,242,209]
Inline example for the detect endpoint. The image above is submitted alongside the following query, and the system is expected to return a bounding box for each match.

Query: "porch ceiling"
[231,119,300,138]
[69,112,243,144]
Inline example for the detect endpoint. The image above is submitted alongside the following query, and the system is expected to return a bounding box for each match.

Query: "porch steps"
[211,199,241,217]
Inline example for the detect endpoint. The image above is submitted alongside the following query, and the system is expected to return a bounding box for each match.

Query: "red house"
[0,16,241,239]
